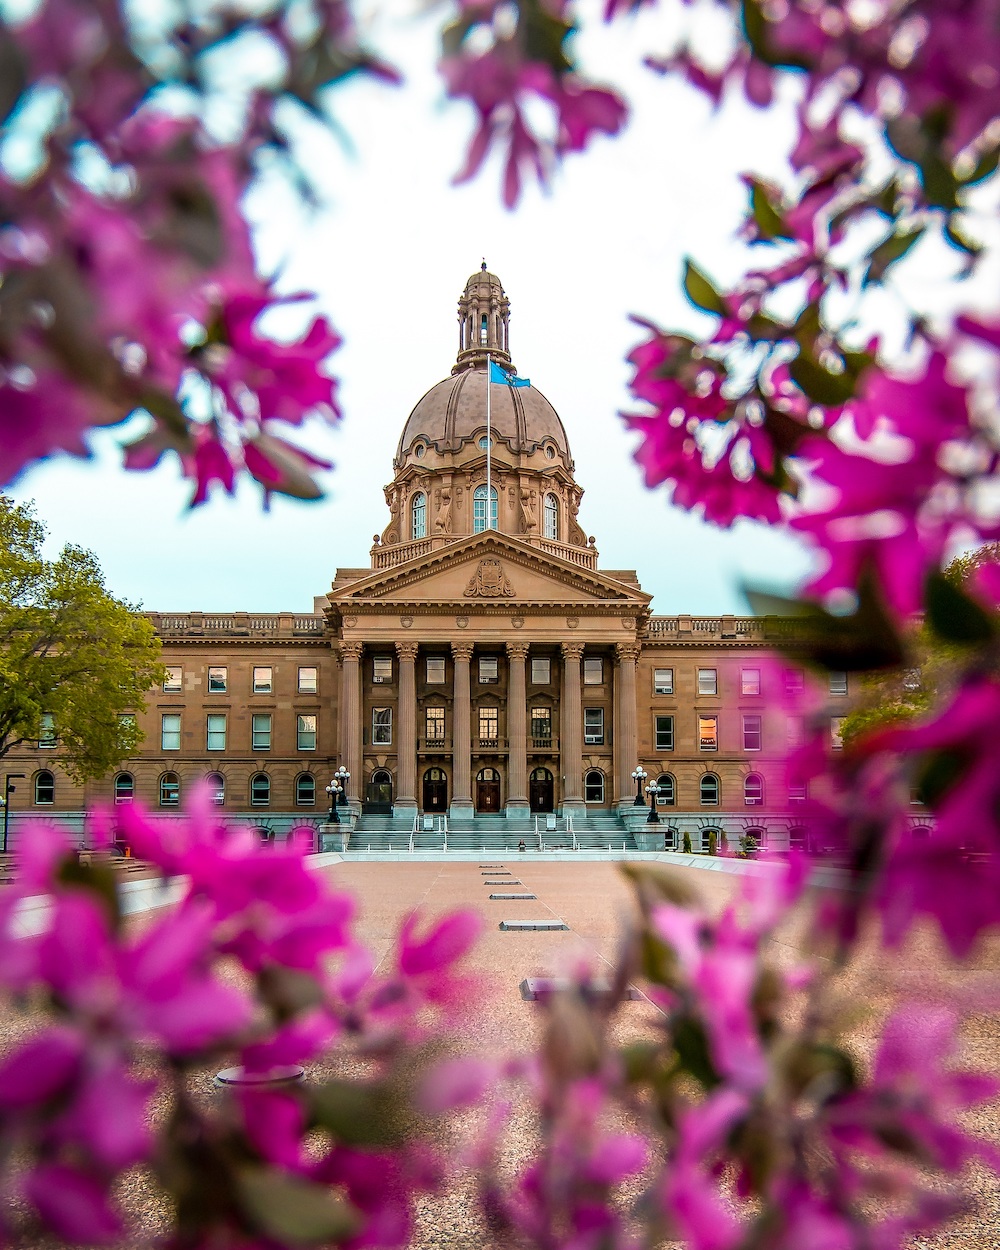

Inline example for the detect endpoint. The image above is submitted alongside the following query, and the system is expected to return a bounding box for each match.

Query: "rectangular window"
[253,666,272,694]
[653,667,674,695]
[298,666,318,694]
[372,708,392,745]
[297,713,317,751]
[784,668,805,696]
[741,667,761,696]
[699,715,718,750]
[372,655,393,683]
[479,705,499,743]
[583,657,604,685]
[479,656,499,683]
[117,713,136,748]
[161,714,181,751]
[787,715,803,748]
[38,712,56,748]
[426,656,446,684]
[530,706,552,742]
[163,666,182,693]
[655,715,674,751]
[743,714,762,751]
[831,716,845,750]
[531,656,551,684]
[697,668,718,696]
[426,706,445,741]
[207,714,226,751]
[829,671,848,696]
[252,713,272,751]
[584,707,604,744]
[789,778,807,801]
[208,666,227,693]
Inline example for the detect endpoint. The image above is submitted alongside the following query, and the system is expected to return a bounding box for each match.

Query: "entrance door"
[365,769,393,814]
[423,768,448,812]
[529,767,554,813]
[476,767,501,813]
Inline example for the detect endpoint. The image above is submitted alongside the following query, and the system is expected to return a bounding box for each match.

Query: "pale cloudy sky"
[9,1,816,614]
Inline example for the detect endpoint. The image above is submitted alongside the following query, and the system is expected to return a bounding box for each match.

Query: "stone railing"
[645,615,794,641]
[534,538,598,569]
[368,533,599,571]
[370,537,434,569]
[148,612,326,638]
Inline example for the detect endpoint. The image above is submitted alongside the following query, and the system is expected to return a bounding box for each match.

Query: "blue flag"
[489,360,530,388]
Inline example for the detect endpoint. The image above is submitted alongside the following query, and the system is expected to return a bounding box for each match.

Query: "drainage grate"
[481,869,511,875]
[479,864,505,869]
[484,879,521,885]
[489,893,537,900]
[499,919,569,932]
[519,978,644,1001]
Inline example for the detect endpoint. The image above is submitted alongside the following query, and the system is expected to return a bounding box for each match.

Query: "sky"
[7,1,817,615]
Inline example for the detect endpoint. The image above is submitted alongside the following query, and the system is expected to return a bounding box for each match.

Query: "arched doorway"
[476,767,501,813]
[365,769,393,814]
[529,767,554,813]
[423,767,448,812]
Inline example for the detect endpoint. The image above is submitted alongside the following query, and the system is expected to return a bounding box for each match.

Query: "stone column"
[560,641,585,818]
[614,642,642,811]
[450,641,475,819]
[505,641,530,823]
[394,641,419,824]
[340,641,363,811]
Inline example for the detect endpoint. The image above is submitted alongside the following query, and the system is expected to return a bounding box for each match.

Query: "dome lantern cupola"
[454,261,513,374]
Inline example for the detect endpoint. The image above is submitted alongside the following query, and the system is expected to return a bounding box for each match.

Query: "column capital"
[506,641,530,663]
[451,641,475,664]
[615,642,642,666]
[340,641,364,663]
[561,641,585,662]
[395,641,419,663]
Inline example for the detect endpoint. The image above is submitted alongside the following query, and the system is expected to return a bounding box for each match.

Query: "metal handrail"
[409,814,417,854]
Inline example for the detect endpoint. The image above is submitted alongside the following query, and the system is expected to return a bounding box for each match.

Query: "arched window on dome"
[480,314,488,345]
[473,485,498,533]
[411,492,426,540]
[543,493,559,540]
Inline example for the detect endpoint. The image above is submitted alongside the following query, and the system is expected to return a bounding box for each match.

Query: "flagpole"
[486,352,492,529]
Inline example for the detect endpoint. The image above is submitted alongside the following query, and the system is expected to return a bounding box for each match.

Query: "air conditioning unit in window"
[584,734,603,745]
[745,798,762,805]
[372,676,390,683]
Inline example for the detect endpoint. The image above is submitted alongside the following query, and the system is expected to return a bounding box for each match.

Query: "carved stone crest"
[464,558,515,598]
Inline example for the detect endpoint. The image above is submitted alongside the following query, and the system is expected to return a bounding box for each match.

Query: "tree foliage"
[0,497,162,780]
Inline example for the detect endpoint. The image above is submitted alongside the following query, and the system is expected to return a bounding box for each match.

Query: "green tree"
[0,498,162,781]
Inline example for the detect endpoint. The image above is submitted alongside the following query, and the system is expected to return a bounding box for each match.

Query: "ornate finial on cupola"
[454,265,514,374]
[481,258,487,270]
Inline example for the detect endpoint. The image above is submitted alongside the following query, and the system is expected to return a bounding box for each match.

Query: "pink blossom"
[398,909,481,976]
[25,1163,122,1245]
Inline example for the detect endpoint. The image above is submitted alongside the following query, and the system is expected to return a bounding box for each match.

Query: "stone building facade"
[4,267,886,852]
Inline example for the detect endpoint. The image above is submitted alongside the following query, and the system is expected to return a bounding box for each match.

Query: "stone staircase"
[346,810,637,853]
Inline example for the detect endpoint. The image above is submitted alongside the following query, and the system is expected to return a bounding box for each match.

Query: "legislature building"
[6,267,871,853]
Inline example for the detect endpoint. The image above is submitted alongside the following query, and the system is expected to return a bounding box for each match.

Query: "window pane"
[656,774,675,805]
[786,715,803,747]
[297,714,317,751]
[583,657,603,685]
[654,668,673,695]
[479,706,499,741]
[700,774,719,805]
[296,774,316,806]
[207,773,225,805]
[831,716,845,749]
[34,771,54,804]
[38,712,56,748]
[473,485,498,532]
[163,666,182,692]
[479,656,499,682]
[543,494,559,540]
[160,774,179,806]
[372,708,392,745]
[298,666,318,693]
[829,671,848,695]
[373,656,393,683]
[584,708,604,744]
[426,657,446,683]
[252,714,272,751]
[655,715,674,751]
[699,716,718,750]
[161,714,181,751]
[742,714,762,751]
[207,715,226,751]
[585,770,604,802]
[741,667,760,696]
[251,774,270,806]
[745,773,764,804]
[426,706,445,740]
[784,668,805,695]
[114,773,134,803]
[530,707,551,741]
[697,668,717,696]
[253,666,273,693]
[531,657,551,684]
[208,666,227,693]
[411,492,427,540]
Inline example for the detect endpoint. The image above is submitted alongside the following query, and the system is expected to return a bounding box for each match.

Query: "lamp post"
[631,766,648,806]
[325,780,342,824]
[2,775,24,853]
[645,782,660,823]
[335,766,350,809]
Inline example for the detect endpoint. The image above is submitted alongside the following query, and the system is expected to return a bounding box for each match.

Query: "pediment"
[332,534,650,608]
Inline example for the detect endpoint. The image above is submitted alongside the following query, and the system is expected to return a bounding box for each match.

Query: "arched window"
[34,770,54,805]
[656,774,675,806]
[296,774,315,806]
[159,772,180,807]
[206,772,225,806]
[411,492,426,540]
[480,313,488,345]
[700,773,720,806]
[744,773,764,805]
[543,493,559,540]
[473,484,498,532]
[584,769,605,803]
[250,773,270,807]
[114,773,134,804]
